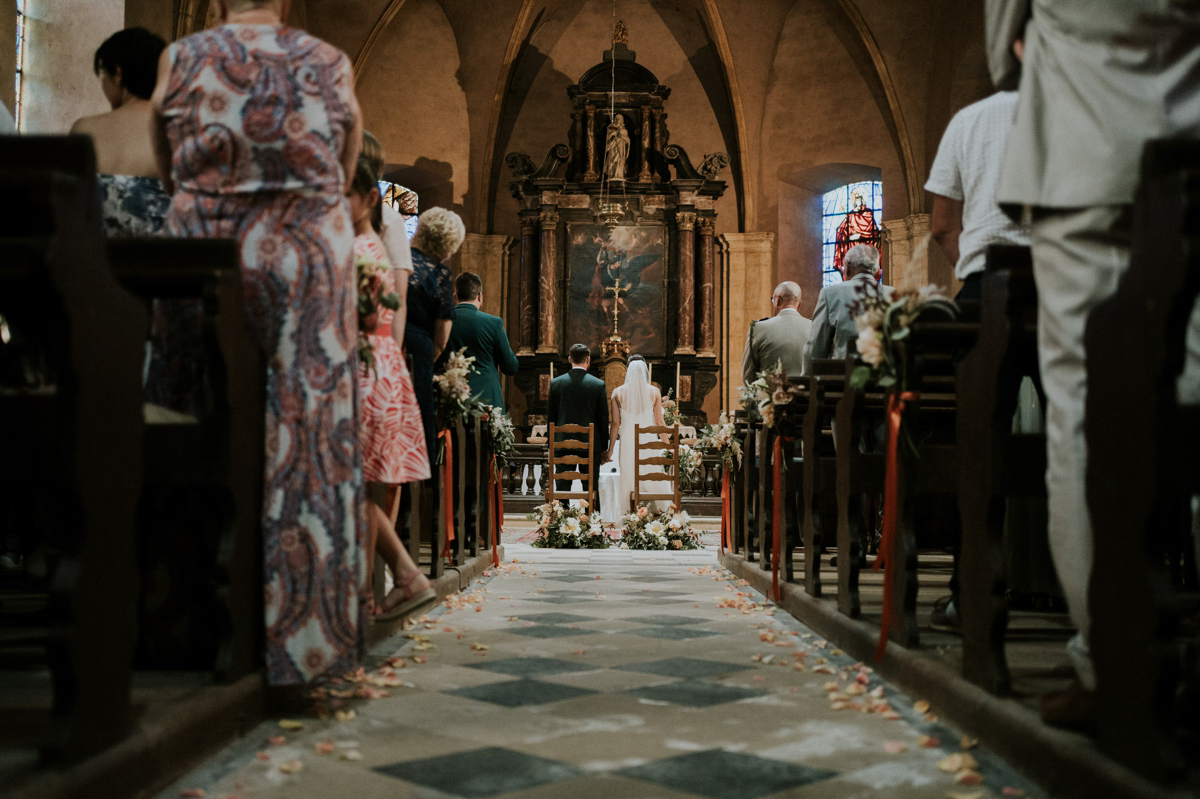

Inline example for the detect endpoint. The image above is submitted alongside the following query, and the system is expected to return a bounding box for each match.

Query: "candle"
[675,362,681,397]
[648,362,652,385]
[550,362,555,381]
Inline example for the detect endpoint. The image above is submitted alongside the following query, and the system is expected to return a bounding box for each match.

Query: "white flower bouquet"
[528,501,611,549]
[848,282,958,391]
[479,404,516,466]
[698,410,743,471]
[743,360,796,430]
[619,504,702,550]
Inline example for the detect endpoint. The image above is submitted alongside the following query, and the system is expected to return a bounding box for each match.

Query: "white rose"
[562,517,581,535]
[857,329,884,367]
[646,520,665,536]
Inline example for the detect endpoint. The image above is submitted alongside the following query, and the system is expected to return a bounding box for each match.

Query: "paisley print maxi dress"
[160,23,364,684]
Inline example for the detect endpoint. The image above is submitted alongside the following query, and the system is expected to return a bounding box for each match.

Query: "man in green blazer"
[445,272,519,411]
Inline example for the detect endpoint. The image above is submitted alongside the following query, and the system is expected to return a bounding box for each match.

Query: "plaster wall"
[125,0,173,41]
[355,0,470,216]
[21,0,124,133]
[0,1,16,115]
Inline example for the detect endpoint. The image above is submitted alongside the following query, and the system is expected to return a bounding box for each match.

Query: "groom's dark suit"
[547,366,610,511]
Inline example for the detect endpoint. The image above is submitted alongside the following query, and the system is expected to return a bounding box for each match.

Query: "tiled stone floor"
[157,545,1043,799]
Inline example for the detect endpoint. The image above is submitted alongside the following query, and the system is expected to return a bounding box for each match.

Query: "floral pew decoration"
[619,505,702,550]
[480,404,515,566]
[432,348,519,563]
[848,280,958,659]
[696,411,743,555]
[739,360,804,600]
[528,501,611,549]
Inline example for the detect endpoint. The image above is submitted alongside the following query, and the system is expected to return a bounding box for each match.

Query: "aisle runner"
[160,546,1040,799]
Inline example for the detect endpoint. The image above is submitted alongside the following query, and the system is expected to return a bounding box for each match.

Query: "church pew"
[832,357,888,619]
[800,359,846,599]
[0,136,145,764]
[955,244,1042,696]
[1084,139,1200,782]
[106,236,266,681]
[728,411,751,557]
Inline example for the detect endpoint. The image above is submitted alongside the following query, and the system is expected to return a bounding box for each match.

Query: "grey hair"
[843,244,880,276]
[773,281,800,304]
[411,207,466,263]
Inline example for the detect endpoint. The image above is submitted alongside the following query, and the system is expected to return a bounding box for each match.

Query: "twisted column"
[697,217,716,356]
[676,210,696,355]
[584,106,598,182]
[517,215,538,355]
[537,209,559,354]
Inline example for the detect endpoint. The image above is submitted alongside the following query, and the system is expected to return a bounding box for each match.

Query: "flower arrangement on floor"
[849,282,958,390]
[528,501,611,549]
[619,504,702,550]
[354,250,399,374]
[698,410,743,471]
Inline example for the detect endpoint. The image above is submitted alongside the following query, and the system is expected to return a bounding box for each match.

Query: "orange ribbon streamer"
[439,429,455,560]
[873,391,919,660]
[720,468,731,555]
[488,454,502,567]
[771,436,783,602]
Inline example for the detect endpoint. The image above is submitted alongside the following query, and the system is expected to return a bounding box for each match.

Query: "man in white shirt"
[926,82,1031,301]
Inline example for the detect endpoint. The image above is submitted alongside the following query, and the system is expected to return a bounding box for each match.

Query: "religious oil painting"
[567,224,666,357]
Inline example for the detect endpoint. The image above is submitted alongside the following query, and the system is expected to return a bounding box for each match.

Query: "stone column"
[516,215,538,355]
[459,233,513,319]
[720,232,776,409]
[584,105,598,182]
[637,106,652,183]
[675,210,697,355]
[697,217,716,356]
[536,209,559,354]
[882,213,932,291]
[651,109,663,182]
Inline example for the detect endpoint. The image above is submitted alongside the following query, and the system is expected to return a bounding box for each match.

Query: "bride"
[603,356,672,514]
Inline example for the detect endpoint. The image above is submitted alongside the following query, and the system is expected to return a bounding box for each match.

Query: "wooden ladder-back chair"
[632,424,682,512]
[546,422,596,512]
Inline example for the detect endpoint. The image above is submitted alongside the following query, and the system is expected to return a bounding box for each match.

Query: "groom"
[547,343,610,513]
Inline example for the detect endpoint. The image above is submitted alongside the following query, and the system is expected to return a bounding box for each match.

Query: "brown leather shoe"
[1040,679,1096,731]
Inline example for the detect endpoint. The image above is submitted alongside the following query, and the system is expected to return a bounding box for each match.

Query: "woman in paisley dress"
[347,156,435,621]
[150,0,366,685]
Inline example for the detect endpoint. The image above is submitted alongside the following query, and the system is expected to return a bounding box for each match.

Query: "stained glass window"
[15,0,27,130]
[821,180,883,286]
[379,180,418,239]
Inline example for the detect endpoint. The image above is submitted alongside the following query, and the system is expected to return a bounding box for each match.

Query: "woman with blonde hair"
[405,207,466,456]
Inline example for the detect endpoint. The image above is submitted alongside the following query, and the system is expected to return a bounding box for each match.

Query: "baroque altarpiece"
[506,30,729,426]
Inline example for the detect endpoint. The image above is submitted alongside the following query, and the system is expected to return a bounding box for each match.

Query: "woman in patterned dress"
[149,0,365,685]
[347,156,436,620]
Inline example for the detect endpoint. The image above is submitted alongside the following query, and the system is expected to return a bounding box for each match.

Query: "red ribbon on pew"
[439,429,455,560]
[873,391,919,660]
[720,468,731,555]
[489,455,502,567]
[771,436,783,602]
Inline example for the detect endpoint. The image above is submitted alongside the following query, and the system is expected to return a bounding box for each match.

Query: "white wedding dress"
[610,360,671,518]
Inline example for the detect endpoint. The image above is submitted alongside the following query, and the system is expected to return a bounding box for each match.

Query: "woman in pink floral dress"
[150,0,365,684]
[347,156,436,621]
